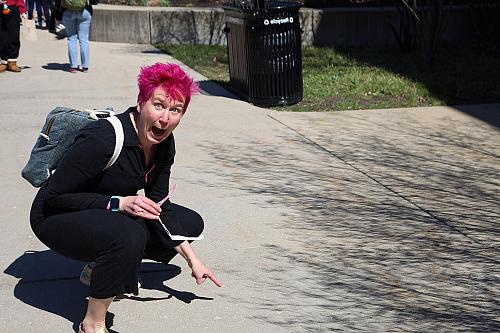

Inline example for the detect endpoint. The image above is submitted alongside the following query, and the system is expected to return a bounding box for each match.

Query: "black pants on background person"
[27,0,50,27]
[0,6,21,61]
[48,0,56,31]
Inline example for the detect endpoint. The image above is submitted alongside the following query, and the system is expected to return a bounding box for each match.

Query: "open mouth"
[151,126,167,137]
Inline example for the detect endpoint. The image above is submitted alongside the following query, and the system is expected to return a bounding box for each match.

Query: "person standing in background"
[25,0,38,22]
[0,0,26,73]
[26,0,49,28]
[51,0,66,36]
[47,0,56,31]
[61,0,93,73]
[37,0,50,28]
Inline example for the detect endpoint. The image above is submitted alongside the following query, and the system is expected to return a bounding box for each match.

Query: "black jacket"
[38,107,188,237]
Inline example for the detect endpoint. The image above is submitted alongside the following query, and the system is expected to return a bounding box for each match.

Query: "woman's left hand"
[119,195,161,220]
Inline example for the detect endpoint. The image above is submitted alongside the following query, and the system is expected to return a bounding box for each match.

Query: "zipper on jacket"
[144,164,155,183]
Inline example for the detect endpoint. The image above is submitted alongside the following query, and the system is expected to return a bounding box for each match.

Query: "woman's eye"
[154,103,164,110]
[170,108,180,114]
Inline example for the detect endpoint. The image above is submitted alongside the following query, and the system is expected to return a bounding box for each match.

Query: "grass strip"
[155,44,500,111]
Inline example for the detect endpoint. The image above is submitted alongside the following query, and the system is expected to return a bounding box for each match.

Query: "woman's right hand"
[119,195,161,220]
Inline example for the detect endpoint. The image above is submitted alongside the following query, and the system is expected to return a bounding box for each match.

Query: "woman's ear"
[136,104,141,113]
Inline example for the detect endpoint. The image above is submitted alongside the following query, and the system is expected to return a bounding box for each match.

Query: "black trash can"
[223,0,303,107]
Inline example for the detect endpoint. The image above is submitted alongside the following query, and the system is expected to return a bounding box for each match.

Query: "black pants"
[0,6,21,60]
[27,0,50,25]
[30,188,204,299]
[48,0,56,30]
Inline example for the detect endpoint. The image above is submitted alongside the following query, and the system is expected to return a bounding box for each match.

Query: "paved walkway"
[0,29,499,332]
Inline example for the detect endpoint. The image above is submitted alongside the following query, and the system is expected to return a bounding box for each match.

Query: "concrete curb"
[89,4,496,46]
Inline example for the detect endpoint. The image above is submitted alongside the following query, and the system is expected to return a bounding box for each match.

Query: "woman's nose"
[159,110,169,124]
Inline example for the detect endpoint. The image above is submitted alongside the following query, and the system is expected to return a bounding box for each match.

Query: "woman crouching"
[30,63,221,333]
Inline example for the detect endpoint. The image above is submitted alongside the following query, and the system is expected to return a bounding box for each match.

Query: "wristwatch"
[110,196,120,212]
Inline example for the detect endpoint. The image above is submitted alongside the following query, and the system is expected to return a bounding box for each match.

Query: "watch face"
[110,197,120,211]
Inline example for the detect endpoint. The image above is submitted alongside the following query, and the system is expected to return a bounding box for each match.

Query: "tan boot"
[7,60,21,72]
[0,63,7,73]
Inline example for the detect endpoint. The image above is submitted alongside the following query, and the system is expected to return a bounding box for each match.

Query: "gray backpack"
[22,107,124,187]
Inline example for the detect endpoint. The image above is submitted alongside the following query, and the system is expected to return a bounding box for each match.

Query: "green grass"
[155,44,500,111]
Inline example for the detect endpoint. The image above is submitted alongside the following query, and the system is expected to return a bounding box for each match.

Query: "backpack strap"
[104,116,124,170]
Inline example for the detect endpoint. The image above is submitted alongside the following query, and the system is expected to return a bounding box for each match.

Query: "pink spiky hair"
[137,63,199,113]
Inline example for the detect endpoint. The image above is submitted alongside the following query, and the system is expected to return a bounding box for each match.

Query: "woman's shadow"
[4,250,211,332]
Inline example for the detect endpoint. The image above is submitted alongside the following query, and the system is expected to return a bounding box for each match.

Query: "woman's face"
[136,87,184,147]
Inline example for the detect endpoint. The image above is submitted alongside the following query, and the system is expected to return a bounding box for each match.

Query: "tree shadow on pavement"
[451,104,500,129]
[192,121,499,331]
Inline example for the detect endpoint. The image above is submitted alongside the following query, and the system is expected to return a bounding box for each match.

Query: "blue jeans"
[62,9,91,69]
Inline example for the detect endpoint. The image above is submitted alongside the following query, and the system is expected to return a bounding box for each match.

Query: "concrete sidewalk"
[0,30,499,332]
